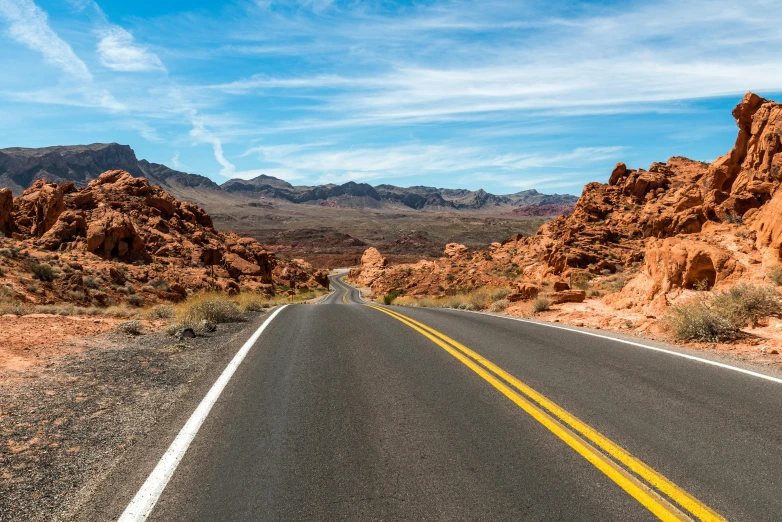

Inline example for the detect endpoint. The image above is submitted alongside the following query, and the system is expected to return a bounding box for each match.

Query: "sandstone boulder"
[39,210,86,250]
[544,290,586,304]
[86,210,144,257]
[444,243,469,259]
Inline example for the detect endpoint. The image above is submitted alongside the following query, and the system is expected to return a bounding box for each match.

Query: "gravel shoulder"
[0,307,283,522]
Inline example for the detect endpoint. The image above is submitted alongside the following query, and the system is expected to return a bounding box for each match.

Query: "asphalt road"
[128,274,782,521]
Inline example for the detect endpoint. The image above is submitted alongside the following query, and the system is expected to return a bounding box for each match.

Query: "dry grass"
[393,286,514,311]
[175,292,244,328]
[768,266,782,286]
[664,283,781,342]
[531,296,552,313]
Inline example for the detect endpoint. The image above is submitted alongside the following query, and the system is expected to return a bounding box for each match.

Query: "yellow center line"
[367,304,726,522]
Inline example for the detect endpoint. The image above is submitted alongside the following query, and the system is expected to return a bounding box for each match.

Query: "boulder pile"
[0,170,327,306]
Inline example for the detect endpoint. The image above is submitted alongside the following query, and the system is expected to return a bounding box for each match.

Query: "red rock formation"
[348,92,782,313]
[0,170,327,305]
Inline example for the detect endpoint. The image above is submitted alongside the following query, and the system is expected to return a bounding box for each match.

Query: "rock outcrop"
[348,92,782,312]
[0,170,327,306]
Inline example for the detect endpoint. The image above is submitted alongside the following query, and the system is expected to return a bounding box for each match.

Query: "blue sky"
[1,0,781,195]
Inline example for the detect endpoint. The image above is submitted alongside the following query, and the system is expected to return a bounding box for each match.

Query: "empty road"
[120,274,782,521]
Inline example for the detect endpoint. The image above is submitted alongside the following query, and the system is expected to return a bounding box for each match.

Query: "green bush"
[383,290,399,305]
[31,263,55,281]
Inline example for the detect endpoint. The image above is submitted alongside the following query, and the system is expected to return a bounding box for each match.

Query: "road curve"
[125,274,782,521]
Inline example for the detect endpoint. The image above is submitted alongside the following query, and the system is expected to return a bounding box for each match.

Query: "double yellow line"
[329,276,351,304]
[366,304,726,522]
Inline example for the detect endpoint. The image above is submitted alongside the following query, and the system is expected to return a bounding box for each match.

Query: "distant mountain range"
[0,143,577,211]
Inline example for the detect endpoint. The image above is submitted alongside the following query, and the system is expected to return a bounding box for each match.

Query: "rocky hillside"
[0,143,218,196]
[349,92,782,317]
[0,170,327,308]
[0,143,577,212]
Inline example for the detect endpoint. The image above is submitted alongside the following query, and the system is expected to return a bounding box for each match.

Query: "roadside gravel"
[0,308,277,521]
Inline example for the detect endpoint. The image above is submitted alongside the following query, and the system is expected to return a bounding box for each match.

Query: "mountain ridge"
[0,143,577,212]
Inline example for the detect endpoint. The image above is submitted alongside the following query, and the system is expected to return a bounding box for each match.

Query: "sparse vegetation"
[531,296,552,313]
[383,290,399,305]
[176,292,244,330]
[664,283,781,341]
[126,294,144,307]
[663,298,738,342]
[768,266,782,286]
[31,263,55,281]
[146,304,175,319]
[489,299,509,312]
[116,320,143,335]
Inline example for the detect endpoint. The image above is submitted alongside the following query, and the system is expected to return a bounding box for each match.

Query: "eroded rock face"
[14,181,65,237]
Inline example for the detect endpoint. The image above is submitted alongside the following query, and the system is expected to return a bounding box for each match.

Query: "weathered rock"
[507,283,539,302]
[544,290,586,304]
[444,243,469,259]
[39,210,86,249]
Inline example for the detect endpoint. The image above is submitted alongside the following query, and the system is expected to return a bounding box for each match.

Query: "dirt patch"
[0,309,275,521]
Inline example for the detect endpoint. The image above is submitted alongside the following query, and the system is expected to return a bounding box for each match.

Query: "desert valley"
[3,0,782,518]
[3,93,782,519]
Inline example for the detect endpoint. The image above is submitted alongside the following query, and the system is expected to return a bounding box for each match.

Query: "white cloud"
[96,26,166,72]
[0,0,92,80]
[171,151,185,169]
[245,143,621,185]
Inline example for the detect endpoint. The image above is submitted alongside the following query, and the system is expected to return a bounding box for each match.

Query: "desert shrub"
[531,296,552,313]
[571,272,593,291]
[177,293,244,327]
[67,290,86,301]
[711,283,781,328]
[725,212,744,225]
[103,305,138,318]
[146,304,175,320]
[586,288,604,298]
[383,290,399,305]
[31,263,55,281]
[693,278,711,291]
[234,293,269,312]
[767,266,782,286]
[0,248,12,258]
[126,294,145,307]
[150,279,171,291]
[164,323,183,336]
[83,276,102,289]
[601,275,626,294]
[489,299,509,312]
[490,288,512,301]
[663,298,738,342]
[116,320,142,335]
[0,297,30,315]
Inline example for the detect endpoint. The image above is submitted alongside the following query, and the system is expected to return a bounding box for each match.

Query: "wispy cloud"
[0,0,91,80]
[96,26,166,72]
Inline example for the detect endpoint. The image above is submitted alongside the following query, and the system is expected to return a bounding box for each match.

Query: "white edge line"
[396,306,782,386]
[117,305,288,522]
